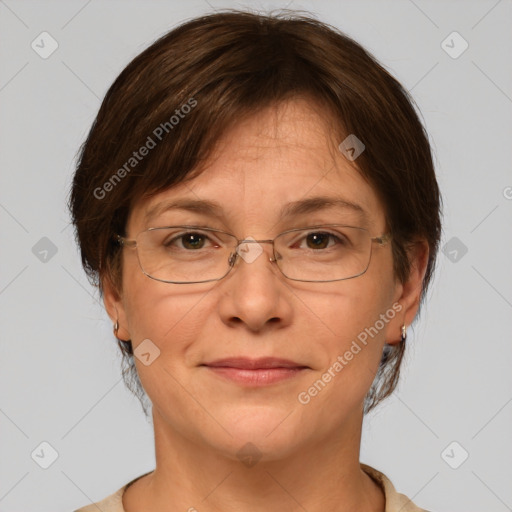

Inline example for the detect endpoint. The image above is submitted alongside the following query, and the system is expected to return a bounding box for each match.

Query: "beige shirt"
[74,463,430,512]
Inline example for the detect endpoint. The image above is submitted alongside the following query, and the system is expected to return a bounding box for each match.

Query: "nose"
[217,240,293,333]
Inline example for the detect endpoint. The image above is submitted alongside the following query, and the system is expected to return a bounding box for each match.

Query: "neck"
[123,407,384,512]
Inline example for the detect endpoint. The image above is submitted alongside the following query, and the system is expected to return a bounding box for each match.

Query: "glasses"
[115,225,391,284]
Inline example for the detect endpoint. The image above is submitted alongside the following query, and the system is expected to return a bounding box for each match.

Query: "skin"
[103,97,429,512]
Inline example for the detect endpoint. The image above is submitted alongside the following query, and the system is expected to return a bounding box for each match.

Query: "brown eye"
[180,233,206,250]
[297,231,347,250]
[305,233,332,249]
[163,232,211,250]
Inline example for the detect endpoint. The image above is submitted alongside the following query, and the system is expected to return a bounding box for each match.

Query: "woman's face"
[107,97,422,461]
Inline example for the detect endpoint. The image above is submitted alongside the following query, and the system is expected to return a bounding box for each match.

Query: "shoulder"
[361,463,432,512]
[73,486,125,512]
[73,471,153,512]
[74,466,431,512]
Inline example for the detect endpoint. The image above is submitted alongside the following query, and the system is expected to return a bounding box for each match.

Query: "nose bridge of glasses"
[238,237,274,244]
[229,238,279,267]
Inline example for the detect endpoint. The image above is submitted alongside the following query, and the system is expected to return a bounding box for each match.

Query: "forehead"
[128,98,386,233]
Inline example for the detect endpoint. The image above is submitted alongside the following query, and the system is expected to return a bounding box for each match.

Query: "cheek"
[298,271,395,345]
[120,249,209,349]
[122,285,213,406]
[293,283,396,420]
[124,282,209,349]
[300,267,397,375]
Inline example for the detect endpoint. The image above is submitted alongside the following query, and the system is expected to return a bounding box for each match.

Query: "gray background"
[1,0,511,511]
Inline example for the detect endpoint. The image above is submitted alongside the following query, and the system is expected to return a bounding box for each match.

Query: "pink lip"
[202,358,309,386]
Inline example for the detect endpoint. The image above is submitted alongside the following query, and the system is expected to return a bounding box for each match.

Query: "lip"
[201,357,309,386]
[203,357,307,369]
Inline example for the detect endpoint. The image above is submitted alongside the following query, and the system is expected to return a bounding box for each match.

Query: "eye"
[164,231,217,250]
[297,231,346,250]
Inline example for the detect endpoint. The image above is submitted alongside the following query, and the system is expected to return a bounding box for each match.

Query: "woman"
[70,10,441,512]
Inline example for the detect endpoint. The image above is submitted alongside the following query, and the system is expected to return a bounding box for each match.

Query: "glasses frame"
[115,224,392,284]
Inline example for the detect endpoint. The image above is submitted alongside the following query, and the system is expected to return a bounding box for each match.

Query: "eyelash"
[162,229,348,250]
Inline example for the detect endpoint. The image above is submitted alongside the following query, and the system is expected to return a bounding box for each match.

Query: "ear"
[102,274,131,341]
[387,239,429,345]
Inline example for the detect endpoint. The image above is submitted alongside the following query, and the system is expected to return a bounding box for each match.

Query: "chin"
[202,404,309,463]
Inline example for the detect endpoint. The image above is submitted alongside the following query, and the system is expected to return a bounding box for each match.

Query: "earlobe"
[387,240,429,345]
[102,275,131,341]
[385,308,407,346]
[401,240,429,315]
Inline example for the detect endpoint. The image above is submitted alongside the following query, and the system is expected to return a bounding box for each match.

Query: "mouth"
[201,357,310,386]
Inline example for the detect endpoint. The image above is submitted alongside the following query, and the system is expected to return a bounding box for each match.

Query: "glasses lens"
[274,226,372,282]
[136,227,236,283]
[133,225,373,283]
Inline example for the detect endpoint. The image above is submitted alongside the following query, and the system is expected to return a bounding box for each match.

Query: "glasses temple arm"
[115,234,137,248]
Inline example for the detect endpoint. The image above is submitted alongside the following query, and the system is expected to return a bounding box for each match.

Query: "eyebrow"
[144,195,369,225]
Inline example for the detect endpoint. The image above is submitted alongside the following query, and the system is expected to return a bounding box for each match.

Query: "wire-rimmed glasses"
[115,224,391,284]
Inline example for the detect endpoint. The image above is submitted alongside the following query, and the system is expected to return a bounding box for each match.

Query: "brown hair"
[69,9,442,415]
